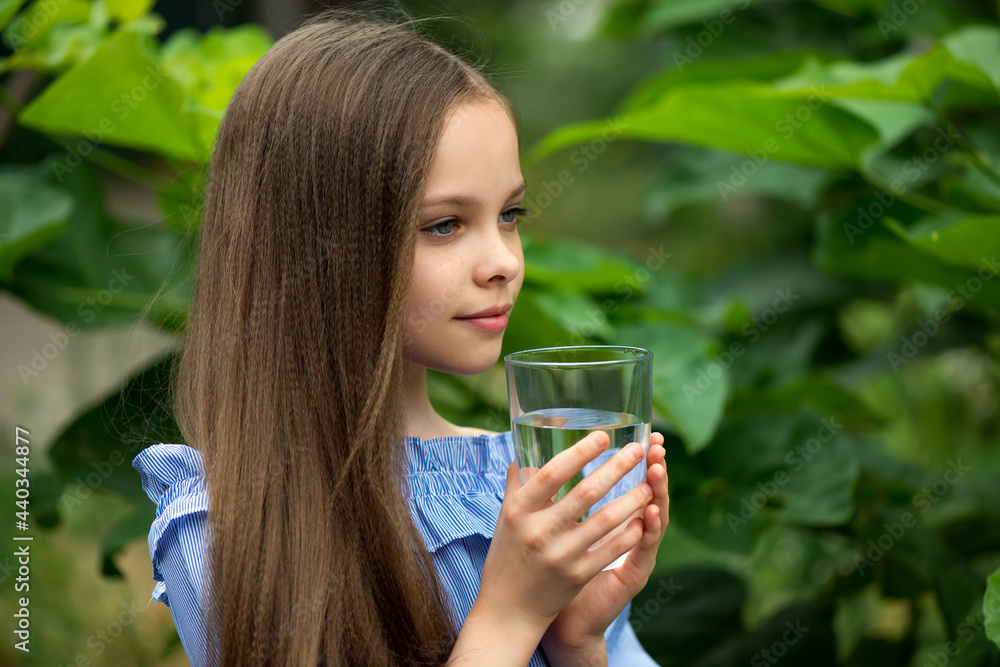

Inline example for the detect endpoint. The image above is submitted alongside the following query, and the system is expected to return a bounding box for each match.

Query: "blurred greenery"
[2,0,1000,665]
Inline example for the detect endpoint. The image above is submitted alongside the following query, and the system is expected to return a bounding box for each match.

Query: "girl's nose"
[474,225,522,286]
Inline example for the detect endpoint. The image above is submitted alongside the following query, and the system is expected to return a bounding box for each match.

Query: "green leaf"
[48,353,182,500]
[673,411,857,552]
[528,84,880,170]
[630,566,746,665]
[617,320,727,452]
[772,44,995,103]
[2,0,89,51]
[943,25,1000,96]
[642,146,832,221]
[161,24,271,146]
[532,289,615,341]
[0,0,25,31]
[620,52,815,112]
[158,163,207,232]
[522,235,640,294]
[724,411,858,526]
[5,161,190,332]
[18,30,210,161]
[534,33,998,174]
[816,212,1000,312]
[501,287,575,357]
[106,0,155,23]
[162,24,271,112]
[636,0,771,35]
[100,503,155,577]
[986,567,1000,649]
[728,375,885,429]
[0,164,73,280]
[888,215,1000,270]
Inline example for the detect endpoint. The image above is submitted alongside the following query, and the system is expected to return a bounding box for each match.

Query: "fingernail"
[640,482,653,497]
[627,443,644,460]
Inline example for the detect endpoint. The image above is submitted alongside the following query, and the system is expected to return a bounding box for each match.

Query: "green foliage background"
[2,0,1000,664]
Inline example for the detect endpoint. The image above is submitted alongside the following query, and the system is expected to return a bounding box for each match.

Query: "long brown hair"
[171,9,519,665]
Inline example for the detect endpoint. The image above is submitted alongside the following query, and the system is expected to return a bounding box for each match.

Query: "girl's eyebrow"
[423,180,527,208]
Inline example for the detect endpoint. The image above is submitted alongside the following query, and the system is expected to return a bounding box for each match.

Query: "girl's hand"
[471,430,654,646]
[541,433,669,658]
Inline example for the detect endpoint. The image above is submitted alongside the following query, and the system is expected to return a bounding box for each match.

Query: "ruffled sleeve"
[402,432,513,553]
[133,443,211,667]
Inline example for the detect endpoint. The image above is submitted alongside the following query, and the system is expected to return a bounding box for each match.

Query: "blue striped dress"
[132,431,659,666]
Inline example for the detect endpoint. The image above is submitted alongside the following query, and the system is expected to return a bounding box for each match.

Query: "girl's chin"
[403,334,504,374]
[431,349,503,376]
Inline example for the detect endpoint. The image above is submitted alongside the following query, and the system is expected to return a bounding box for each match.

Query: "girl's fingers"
[582,515,646,572]
[625,503,662,568]
[624,461,669,570]
[517,430,610,509]
[573,482,652,549]
[560,441,647,521]
[646,437,665,467]
[652,462,669,532]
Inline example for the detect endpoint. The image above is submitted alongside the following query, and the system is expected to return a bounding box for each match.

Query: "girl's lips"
[455,313,509,332]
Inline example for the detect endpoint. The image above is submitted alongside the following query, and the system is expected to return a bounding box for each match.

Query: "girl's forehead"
[423,100,521,205]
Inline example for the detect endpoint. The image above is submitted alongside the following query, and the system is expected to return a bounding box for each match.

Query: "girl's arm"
[541,633,608,667]
[447,597,549,665]
[447,597,609,667]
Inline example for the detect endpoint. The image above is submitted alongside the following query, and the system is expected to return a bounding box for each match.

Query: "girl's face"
[403,98,525,375]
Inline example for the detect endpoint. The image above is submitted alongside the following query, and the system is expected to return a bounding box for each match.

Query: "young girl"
[133,11,670,666]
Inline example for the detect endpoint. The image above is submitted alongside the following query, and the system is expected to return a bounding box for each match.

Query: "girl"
[133,10,670,667]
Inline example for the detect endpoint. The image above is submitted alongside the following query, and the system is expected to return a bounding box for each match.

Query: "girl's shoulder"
[132,444,211,664]
[131,444,209,594]
[132,443,206,503]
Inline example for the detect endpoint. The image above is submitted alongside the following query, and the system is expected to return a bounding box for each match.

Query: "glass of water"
[504,345,653,570]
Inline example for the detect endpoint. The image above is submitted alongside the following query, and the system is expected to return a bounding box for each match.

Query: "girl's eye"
[500,206,532,225]
[424,220,457,237]
[421,206,532,239]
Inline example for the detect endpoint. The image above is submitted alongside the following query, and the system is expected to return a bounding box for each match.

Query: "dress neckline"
[403,430,504,444]
[402,430,513,476]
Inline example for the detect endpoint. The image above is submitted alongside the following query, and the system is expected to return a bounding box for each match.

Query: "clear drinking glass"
[504,345,653,570]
